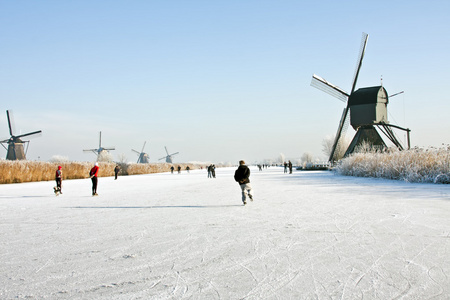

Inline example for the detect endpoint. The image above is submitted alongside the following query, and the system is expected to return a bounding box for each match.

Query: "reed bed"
[335,146,450,183]
[0,161,208,184]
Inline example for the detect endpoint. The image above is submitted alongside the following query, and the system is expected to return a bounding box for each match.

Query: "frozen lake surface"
[1,166,449,299]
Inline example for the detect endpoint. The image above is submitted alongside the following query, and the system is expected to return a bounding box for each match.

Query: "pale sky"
[1,0,449,164]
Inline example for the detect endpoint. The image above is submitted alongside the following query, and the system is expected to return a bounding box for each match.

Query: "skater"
[211,164,216,178]
[288,160,293,174]
[114,164,120,180]
[207,165,212,178]
[177,165,181,173]
[234,160,253,205]
[284,162,288,173]
[170,166,174,174]
[90,162,99,196]
[186,166,190,173]
[55,166,62,194]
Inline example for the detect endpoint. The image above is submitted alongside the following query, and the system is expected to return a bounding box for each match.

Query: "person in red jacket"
[55,166,62,195]
[89,162,99,196]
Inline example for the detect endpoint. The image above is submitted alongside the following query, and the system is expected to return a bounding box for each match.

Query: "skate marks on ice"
[1,167,450,298]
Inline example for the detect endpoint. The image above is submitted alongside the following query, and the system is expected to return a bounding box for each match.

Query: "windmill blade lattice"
[351,32,369,94]
[311,74,349,102]
[329,108,350,162]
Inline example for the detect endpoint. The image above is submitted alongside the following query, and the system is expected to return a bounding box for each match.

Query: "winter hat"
[58,166,62,169]
[95,162,99,166]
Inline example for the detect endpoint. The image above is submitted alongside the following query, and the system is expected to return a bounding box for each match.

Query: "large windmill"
[0,110,42,160]
[311,32,410,162]
[83,131,115,159]
[132,141,150,163]
[158,146,179,163]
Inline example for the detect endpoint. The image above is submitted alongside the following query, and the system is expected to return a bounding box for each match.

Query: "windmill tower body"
[349,86,388,128]
[6,140,26,160]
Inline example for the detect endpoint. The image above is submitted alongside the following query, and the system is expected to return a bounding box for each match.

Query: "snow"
[1,167,449,299]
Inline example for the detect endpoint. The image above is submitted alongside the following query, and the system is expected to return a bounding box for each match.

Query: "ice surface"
[1,167,449,299]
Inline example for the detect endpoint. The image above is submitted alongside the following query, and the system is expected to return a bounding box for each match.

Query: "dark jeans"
[56,178,62,191]
[91,176,98,194]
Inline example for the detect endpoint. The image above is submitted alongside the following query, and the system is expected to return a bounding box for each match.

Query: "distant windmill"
[158,146,179,163]
[83,131,115,158]
[132,141,150,163]
[311,32,410,162]
[0,110,42,160]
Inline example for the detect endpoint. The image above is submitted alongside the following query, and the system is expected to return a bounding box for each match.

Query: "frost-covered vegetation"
[335,145,450,184]
[0,161,209,184]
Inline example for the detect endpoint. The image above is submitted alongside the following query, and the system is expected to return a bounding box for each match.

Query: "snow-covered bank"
[336,147,450,183]
[1,167,449,299]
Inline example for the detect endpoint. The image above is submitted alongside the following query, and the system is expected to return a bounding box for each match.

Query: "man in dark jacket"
[234,160,253,205]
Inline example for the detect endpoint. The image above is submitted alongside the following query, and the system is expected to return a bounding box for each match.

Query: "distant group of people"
[257,164,270,171]
[170,165,186,174]
[284,161,293,174]
[54,160,255,206]
[207,164,216,178]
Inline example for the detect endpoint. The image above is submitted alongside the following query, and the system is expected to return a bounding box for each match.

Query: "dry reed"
[336,146,450,183]
[0,161,209,184]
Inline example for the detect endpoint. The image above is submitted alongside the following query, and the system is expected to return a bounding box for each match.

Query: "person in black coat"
[234,160,253,205]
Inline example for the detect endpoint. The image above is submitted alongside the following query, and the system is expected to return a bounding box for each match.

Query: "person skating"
[207,165,212,178]
[234,160,253,205]
[177,165,181,173]
[211,164,216,178]
[170,166,174,174]
[114,164,120,180]
[288,160,293,174]
[90,162,99,196]
[55,166,62,195]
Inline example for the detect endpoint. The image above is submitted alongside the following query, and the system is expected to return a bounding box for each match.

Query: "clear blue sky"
[1,0,449,163]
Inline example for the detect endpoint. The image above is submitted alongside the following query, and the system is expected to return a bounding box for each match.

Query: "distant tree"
[301,152,313,164]
[50,155,69,163]
[117,153,128,164]
[97,150,114,163]
[322,135,350,161]
[279,153,285,164]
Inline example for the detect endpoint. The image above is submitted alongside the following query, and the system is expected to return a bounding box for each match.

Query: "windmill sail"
[311,74,349,102]
[329,108,350,162]
[351,32,369,94]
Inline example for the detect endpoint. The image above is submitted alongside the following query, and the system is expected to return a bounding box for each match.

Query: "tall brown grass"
[0,161,209,184]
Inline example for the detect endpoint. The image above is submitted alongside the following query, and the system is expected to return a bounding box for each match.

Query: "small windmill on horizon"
[83,131,115,159]
[310,32,410,162]
[132,141,150,163]
[158,146,179,163]
[0,110,42,160]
